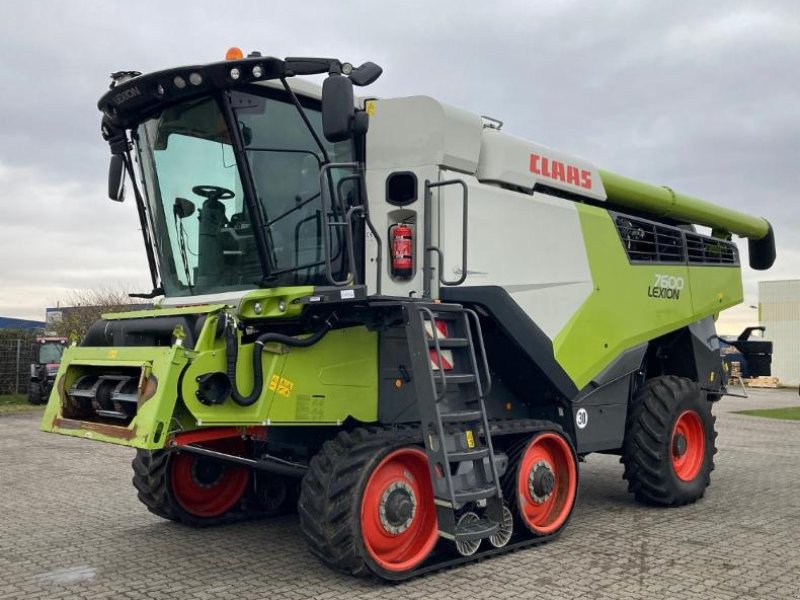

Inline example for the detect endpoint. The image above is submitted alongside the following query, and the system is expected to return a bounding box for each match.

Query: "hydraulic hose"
[226,318,334,406]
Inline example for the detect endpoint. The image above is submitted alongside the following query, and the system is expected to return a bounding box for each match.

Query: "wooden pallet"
[745,376,780,388]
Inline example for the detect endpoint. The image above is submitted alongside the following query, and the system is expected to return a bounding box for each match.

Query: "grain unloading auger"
[41,48,775,580]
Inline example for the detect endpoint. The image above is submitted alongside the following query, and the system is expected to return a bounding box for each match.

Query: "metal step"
[439,374,476,385]
[427,338,469,348]
[440,410,483,423]
[454,515,500,542]
[454,485,498,504]
[448,447,489,461]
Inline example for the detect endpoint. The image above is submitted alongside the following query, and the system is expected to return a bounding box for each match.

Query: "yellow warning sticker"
[365,100,376,116]
[465,430,475,449]
[277,377,294,397]
[107,350,118,359]
[268,375,294,397]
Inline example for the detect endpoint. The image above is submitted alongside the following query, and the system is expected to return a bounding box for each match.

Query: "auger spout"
[599,169,775,269]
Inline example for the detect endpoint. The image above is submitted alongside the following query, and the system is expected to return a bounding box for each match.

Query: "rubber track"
[621,375,717,506]
[299,420,571,581]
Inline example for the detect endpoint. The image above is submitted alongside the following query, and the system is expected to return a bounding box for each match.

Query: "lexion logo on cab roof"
[530,153,592,190]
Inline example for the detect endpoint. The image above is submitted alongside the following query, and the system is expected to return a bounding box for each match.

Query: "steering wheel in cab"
[192,185,235,201]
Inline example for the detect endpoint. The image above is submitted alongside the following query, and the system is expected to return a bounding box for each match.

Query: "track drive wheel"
[503,429,578,536]
[299,428,439,580]
[622,375,717,506]
[132,438,250,526]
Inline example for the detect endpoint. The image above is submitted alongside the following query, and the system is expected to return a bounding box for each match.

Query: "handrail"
[423,179,469,298]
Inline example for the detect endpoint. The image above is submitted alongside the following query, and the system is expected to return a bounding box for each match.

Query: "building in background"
[760,280,800,387]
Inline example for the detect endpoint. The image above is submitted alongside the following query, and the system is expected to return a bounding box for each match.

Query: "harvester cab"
[41,48,776,580]
[28,336,67,405]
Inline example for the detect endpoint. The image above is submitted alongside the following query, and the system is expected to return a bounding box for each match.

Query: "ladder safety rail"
[423,179,469,298]
[464,308,492,397]
[462,308,502,501]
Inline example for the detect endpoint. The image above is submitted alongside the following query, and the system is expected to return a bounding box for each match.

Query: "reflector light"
[173,75,186,89]
[189,72,203,86]
[226,47,244,60]
[230,67,241,80]
[252,65,263,78]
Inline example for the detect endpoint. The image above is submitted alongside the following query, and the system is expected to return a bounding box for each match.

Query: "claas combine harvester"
[41,49,776,580]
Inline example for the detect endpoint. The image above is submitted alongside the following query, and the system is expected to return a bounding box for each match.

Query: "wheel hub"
[190,458,225,489]
[379,481,416,534]
[529,460,555,503]
[673,433,688,458]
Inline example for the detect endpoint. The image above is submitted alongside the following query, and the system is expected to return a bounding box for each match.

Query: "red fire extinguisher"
[390,223,413,278]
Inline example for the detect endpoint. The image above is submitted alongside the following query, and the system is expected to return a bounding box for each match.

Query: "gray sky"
[1,0,797,333]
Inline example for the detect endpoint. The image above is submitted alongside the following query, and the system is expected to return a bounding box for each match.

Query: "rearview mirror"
[322,74,354,143]
[108,154,126,202]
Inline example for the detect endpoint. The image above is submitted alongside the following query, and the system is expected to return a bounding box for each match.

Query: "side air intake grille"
[615,214,740,266]
[616,217,685,263]
[685,233,739,265]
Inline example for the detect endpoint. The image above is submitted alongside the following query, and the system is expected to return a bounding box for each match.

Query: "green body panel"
[41,284,378,448]
[600,169,769,240]
[102,303,227,320]
[181,325,378,426]
[39,345,189,449]
[553,204,742,389]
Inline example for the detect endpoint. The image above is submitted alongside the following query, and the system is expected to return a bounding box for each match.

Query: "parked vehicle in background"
[28,337,67,405]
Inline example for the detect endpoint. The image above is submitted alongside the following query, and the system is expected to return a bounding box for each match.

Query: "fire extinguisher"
[390,223,413,278]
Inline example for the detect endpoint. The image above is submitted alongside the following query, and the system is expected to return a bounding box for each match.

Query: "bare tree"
[50,288,145,339]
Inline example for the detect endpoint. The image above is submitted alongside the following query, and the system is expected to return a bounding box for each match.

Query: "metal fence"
[0,337,35,396]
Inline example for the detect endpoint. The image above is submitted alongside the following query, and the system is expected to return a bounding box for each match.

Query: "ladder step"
[440,410,483,422]
[454,485,497,504]
[454,516,500,542]
[437,374,476,385]
[427,338,469,348]
[448,447,489,462]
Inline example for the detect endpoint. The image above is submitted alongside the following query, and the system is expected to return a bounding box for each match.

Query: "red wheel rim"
[170,438,249,518]
[360,447,438,573]
[671,410,705,482]
[517,432,577,535]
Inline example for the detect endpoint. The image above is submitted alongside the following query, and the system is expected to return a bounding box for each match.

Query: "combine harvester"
[41,49,775,579]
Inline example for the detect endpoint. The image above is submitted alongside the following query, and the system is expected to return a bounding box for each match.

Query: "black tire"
[132,450,179,522]
[131,448,250,527]
[298,427,430,580]
[27,382,44,405]
[622,375,717,506]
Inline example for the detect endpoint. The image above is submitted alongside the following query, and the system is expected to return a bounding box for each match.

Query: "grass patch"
[0,394,43,415]
[736,406,800,421]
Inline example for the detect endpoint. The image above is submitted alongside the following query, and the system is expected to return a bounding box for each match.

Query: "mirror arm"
[279,77,330,164]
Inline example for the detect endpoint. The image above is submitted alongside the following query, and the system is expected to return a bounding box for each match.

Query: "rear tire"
[27,382,44,405]
[622,375,717,506]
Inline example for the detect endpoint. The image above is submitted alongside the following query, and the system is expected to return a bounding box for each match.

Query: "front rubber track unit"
[299,421,570,581]
[622,375,717,506]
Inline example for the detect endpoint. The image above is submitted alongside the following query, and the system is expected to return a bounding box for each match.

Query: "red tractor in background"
[28,336,67,405]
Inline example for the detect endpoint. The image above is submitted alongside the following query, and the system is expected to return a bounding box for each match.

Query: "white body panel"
[477,129,606,201]
[363,95,597,337]
[365,96,483,173]
[438,173,594,340]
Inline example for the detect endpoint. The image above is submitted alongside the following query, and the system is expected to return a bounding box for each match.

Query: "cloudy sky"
[0,1,797,333]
